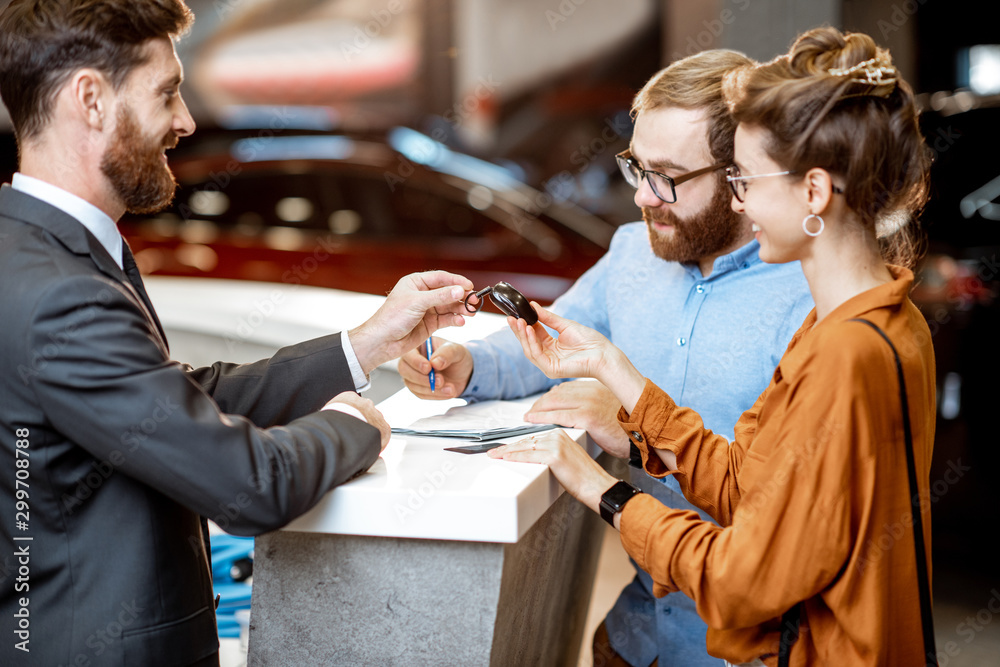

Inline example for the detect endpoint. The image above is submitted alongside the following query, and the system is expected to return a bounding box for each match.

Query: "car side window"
[176,167,527,249]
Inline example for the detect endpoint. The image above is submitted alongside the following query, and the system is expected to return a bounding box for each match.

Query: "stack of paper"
[381,390,557,441]
[390,423,556,442]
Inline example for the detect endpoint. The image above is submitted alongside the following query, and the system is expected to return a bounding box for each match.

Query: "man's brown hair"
[0,0,194,143]
[632,49,755,169]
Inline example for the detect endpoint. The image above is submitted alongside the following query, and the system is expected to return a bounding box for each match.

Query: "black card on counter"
[443,442,507,455]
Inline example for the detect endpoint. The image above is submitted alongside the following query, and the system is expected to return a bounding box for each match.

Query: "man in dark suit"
[0,1,474,664]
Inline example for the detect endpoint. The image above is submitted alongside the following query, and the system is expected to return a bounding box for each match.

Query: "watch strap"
[628,441,642,468]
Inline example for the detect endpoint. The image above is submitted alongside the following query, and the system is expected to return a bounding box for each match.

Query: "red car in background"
[119,127,617,306]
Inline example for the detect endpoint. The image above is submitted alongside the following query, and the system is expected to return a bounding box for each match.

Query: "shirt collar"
[683,239,762,279]
[11,173,123,270]
[775,265,915,380]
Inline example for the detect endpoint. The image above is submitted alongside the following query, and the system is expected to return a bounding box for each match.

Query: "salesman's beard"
[101,106,179,215]
[643,180,743,264]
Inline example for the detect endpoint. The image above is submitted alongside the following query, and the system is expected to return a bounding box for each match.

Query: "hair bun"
[786,28,897,99]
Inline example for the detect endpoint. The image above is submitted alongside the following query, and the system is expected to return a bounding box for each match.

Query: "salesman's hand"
[399,337,473,399]
[349,271,475,376]
[524,381,629,458]
[322,392,391,452]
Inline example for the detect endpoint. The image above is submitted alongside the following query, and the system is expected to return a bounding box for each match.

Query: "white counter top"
[142,277,594,544]
[283,390,597,543]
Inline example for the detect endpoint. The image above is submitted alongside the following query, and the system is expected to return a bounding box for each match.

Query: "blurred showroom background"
[2,0,998,664]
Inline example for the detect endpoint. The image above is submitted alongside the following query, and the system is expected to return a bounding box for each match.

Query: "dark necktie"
[121,241,168,346]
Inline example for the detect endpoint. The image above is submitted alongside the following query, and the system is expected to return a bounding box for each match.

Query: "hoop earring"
[802,214,824,237]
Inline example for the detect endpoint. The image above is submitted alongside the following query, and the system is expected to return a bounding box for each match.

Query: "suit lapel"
[0,185,170,351]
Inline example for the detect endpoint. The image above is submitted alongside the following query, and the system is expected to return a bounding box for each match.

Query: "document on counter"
[380,389,557,448]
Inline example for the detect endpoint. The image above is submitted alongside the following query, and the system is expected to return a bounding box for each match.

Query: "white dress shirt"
[12,172,123,269]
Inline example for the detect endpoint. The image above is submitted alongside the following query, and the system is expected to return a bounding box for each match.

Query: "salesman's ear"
[68,68,111,132]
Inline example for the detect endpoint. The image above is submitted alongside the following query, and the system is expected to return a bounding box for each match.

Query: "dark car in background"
[118,127,617,306]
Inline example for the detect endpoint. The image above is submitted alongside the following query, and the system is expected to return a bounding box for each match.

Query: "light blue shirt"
[465,222,813,666]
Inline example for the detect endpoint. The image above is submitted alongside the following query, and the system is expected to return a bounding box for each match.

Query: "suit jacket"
[0,185,381,665]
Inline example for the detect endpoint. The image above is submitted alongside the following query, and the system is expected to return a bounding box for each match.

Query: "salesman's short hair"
[0,0,194,143]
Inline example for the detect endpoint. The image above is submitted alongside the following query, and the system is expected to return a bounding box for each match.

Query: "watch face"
[602,480,640,512]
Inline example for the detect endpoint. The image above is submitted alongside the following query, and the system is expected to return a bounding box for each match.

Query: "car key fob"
[464,281,538,325]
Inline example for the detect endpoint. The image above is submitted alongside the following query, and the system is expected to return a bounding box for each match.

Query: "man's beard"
[101,106,178,215]
[643,179,743,264]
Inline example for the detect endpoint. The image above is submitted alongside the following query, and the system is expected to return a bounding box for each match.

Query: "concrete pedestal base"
[248,489,607,666]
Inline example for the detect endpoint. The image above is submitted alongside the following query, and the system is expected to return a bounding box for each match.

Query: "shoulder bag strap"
[851,318,937,666]
[778,319,937,667]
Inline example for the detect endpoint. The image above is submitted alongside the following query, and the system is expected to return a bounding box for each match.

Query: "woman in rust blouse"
[490,27,935,666]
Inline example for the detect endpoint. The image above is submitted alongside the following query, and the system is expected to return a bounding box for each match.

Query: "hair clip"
[828,57,898,88]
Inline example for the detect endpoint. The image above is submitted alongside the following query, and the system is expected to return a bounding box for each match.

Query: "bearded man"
[400,51,814,667]
[0,1,476,664]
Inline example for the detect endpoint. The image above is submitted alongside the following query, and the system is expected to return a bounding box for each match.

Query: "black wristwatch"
[599,480,643,527]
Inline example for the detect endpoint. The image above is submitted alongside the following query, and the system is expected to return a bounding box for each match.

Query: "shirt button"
[695,284,705,294]
[677,337,686,346]
[631,431,643,443]
[663,607,672,615]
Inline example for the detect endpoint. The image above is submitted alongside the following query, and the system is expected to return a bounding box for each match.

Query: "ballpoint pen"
[425,337,436,392]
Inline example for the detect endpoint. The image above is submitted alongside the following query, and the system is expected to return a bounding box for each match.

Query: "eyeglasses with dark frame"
[725,164,845,203]
[616,149,726,204]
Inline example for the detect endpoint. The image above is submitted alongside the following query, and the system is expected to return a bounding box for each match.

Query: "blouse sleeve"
[617,378,770,525]
[615,335,875,630]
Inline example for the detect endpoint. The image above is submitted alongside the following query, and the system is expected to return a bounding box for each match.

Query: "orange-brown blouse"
[617,267,936,666]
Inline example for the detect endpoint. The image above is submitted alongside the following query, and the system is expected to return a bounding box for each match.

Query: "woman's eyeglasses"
[725,165,844,202]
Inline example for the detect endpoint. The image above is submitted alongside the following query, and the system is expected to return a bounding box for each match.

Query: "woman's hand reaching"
[508,303,647,414]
